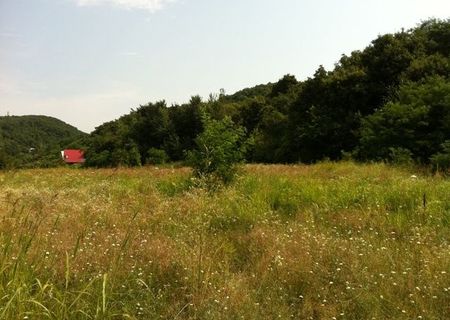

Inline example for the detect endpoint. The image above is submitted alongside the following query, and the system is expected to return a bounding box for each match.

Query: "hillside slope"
[0,115,87,168]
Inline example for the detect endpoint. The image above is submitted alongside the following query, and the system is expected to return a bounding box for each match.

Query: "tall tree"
[358,76,450,162]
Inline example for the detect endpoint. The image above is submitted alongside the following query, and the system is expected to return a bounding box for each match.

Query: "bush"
[187,114,248,185]
[85,143,141,168]
[430,140,450,173]
[146,148,169,165]
[389,147,414,165]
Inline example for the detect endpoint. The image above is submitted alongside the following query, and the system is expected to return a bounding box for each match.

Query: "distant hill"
[0,115,87,168]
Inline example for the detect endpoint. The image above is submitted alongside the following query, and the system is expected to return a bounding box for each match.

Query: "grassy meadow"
[0,163,449,319]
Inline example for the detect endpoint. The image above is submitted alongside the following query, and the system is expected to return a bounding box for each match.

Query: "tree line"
[85,19,450,169]
[2,19,449,170]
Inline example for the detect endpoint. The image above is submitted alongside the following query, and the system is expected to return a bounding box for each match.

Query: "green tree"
[167,96,204,159]
[131,101,170,160]
[358,76,450,162]
[85,119,141,167]
[286,65,366,162]
[187,115,248,185]
[270,74,298,97]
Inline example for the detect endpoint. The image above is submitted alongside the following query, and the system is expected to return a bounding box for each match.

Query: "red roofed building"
[61,149,85,164]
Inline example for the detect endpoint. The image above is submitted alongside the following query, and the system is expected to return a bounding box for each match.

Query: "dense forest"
[84,19,449,168]
[0,115,86,168]
[2,19,449,169]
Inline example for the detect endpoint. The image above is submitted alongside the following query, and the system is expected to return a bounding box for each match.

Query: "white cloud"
[74,0,176,12]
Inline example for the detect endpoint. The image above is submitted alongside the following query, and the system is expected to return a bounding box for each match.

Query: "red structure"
[61,149,85,164]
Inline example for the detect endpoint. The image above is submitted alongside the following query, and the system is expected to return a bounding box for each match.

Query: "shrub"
[187,114,248,185]
[389,147,414,165]
[85,150,110,167]
[430,140,450,173]
[146,148,169,165]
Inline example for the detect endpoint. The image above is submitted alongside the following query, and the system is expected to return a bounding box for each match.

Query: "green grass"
[0,162,449,319]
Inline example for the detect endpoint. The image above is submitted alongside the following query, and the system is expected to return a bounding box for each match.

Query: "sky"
[0,0,449,133]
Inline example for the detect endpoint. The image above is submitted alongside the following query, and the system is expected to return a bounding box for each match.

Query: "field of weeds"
[0,162,449,319]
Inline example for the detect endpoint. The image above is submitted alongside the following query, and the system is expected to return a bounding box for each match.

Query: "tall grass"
[0,163,448,319]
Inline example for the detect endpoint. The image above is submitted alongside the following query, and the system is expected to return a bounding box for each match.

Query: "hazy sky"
[1,0,449,132]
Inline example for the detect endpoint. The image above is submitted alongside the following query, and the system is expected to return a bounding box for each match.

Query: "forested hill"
[0,115,86,168]
[85,19,450,168]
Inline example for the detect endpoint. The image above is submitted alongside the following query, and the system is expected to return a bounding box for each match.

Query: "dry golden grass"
[0,162,448,319]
